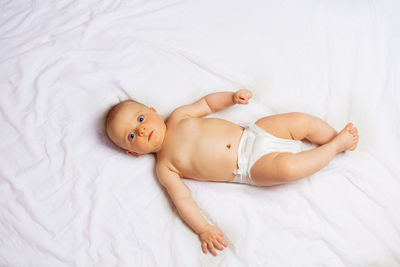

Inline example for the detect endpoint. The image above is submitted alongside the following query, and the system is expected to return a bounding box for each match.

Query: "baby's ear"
[150,107,156,112]
[126,150,143,157]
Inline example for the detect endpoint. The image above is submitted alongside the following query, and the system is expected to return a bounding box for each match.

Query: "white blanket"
[1,0,400,266]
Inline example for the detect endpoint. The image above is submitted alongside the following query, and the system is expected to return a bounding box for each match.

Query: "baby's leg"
[255,112,337,145]
[250,123,359,186]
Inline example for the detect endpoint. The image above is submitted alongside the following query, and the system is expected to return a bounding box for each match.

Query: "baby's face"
[106,101,166,155]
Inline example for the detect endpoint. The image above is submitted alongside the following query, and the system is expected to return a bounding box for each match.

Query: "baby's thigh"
[255,113,297,140]
[256,112,311,141]
[250,152,294,186]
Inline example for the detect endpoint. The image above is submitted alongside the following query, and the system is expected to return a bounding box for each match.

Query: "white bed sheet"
[1,0,400,266]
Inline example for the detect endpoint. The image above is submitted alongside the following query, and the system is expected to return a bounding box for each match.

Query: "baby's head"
[106,100,166,156]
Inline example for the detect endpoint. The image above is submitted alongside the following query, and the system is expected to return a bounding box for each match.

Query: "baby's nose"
[137,125,146,137]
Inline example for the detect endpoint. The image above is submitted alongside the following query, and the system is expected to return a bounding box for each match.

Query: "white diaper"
[232,123,306,185]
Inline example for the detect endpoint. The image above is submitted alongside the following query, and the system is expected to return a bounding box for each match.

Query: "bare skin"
[106,90,359,256]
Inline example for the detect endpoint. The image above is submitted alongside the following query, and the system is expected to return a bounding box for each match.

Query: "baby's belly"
[181,122,244,181]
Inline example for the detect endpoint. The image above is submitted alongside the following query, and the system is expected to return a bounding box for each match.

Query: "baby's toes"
[350,135,359,151]
[345,123,354,131]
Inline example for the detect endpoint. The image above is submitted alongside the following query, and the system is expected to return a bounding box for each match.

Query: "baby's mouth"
[148,130,154,141]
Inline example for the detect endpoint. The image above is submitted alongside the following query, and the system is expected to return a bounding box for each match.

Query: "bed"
[1,0,399,266]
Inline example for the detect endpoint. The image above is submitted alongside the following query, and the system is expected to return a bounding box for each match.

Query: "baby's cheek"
[135,142,147,151]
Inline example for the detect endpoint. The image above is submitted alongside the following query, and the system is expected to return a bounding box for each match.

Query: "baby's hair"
[105,99,143,141]
[106,100,136,123]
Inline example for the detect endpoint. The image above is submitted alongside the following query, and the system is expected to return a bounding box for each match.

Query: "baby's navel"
[226,144,231,149]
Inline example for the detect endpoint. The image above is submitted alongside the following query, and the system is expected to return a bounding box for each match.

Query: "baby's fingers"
[213,239,224,251]
[207,241,217,256]
[202,242,208,254]
[237,98,249,104]
[217,237,228,248]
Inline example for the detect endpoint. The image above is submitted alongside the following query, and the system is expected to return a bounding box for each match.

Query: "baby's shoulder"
[167,109,199,127]
[168,107,189,122]
[155,156,180,178]
[167,117,201,138]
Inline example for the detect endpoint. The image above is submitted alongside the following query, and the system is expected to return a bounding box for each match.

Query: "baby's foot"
[332,123,359,153]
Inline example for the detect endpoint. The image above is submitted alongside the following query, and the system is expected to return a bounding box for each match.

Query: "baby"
[105,89,359,256]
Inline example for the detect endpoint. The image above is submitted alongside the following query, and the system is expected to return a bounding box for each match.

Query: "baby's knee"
[275,153,299,182]
[289,112,312,126]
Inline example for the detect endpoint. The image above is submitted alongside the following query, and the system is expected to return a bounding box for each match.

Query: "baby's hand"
[233,89,252,104]
[199,224,228,256]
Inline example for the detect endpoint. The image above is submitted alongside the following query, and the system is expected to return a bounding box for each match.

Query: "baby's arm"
[156,164,227,256]
[174,89,252,118]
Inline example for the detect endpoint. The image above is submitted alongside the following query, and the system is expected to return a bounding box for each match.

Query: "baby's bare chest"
[163,118,244,180]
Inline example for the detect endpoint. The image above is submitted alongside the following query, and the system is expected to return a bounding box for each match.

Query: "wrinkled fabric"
[1,0,400,266]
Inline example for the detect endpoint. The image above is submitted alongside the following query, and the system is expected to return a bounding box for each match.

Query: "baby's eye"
[128,132,135,140]
[138,115,144,123]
